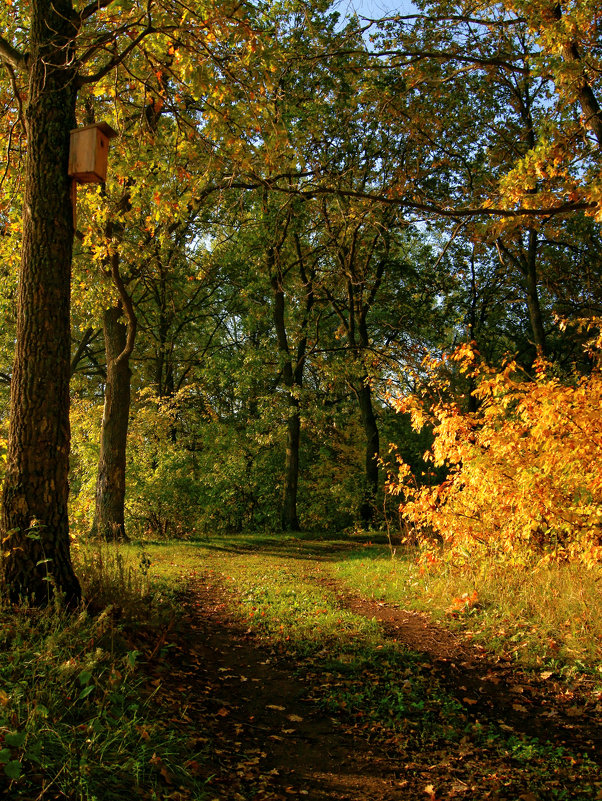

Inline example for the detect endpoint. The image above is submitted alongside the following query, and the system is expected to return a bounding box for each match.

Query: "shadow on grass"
[137,531,400,562]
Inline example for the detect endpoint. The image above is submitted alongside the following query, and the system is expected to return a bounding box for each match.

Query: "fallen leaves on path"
[129,568,602,800]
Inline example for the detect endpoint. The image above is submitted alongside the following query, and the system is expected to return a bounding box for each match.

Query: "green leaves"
[78,669,93,686]
[3,760,21,780]
[0,732,24,781]
[78,668,95,700]
[3,732,25,748]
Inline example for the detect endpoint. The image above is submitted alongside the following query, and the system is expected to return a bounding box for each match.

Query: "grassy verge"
[4,532,600,799]
[0,542,209,801]
[142,531,602,676]
[327,540,602,675]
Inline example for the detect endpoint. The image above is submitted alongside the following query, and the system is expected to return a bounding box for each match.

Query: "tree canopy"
[0,0,601,601]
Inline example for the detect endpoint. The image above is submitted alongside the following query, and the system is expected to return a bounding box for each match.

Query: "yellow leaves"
[391,334,602,569]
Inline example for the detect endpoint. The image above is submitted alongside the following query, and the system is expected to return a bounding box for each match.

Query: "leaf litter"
[131,558,602,800]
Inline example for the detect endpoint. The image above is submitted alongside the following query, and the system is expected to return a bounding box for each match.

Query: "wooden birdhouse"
[68,122,118,184]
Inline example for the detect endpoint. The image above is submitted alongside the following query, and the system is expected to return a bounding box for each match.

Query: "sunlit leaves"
[391,335,602,567]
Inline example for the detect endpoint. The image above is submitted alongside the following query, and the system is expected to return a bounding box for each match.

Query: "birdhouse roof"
[70,122,118,139]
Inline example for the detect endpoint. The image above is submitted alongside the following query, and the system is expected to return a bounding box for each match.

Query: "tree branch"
[78,0,118,23]
[0,34,27,70]
[77,26,158,85]
[110,253,137,367]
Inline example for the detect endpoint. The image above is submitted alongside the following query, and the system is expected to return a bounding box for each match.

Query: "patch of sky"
[336,0,417,21]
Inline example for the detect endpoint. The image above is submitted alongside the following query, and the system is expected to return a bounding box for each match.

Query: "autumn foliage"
[390,339,602,567]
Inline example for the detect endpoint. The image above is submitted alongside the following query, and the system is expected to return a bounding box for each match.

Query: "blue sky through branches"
[341,0,416,20]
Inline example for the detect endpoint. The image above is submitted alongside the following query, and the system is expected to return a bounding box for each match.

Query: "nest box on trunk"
[68,122,118,184]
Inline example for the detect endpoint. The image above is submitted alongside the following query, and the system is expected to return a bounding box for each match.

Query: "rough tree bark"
[0,0,81,605]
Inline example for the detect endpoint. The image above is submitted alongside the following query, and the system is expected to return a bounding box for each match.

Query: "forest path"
[140,546,602,800]
[145,576,407,800]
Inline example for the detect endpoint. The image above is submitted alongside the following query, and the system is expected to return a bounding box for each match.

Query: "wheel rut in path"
[147,577,409,800]
[144,572,602,800]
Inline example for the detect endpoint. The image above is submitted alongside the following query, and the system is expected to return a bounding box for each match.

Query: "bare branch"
[77,25,164,85]
[0,34,27,70]
[70,327,98,375]
[201,176,595,221]
[78,0,118,23]
[76,18,145,67]
[359,14,525,28]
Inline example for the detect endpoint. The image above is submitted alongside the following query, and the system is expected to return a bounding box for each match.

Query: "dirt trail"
[148,578,408,800]
[312,575,602,756]
[143,572,602,800]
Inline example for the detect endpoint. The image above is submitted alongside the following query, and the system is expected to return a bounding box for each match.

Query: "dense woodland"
[0,0,602,602]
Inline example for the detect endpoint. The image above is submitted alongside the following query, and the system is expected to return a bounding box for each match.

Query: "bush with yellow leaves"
[389,341,602,567]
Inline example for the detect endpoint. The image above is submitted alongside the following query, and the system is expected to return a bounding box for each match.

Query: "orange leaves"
[391,341,602,568]
[447,590,479,615]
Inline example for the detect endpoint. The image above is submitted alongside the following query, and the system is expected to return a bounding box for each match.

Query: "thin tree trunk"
[91,304,132,541]
[524,229,547,357]
[357,380,379,524]
[356,269,383,525]
[270,247,301,532]
[282,406,301,531]
[497,233,547,360]
[1,0,81,605]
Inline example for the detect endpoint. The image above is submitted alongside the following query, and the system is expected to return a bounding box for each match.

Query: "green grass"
[138,531,602,675]
[0,542,210,800]
[5,531,600,799]
[327,542,602,674]
[0,602,209,800]
[130,533,600,800]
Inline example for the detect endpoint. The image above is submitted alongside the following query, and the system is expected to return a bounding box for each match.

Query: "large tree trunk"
[0,0,81,605]
[91,305,132,541]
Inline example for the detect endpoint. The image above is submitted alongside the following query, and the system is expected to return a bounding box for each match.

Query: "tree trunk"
[524,229,547,357]
[357,380,379,524]
[0,0,81,605]
[551,5,602,148]
[282,403,301,531]
[270,250,302,532]
[357,284,381,525]
[91,305,132,541]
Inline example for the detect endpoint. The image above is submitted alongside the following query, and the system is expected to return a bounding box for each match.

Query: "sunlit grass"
[93,532,602,675]
[327,543,602,673]
[132,534,600,799]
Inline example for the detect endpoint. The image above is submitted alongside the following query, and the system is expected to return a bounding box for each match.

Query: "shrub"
[390,344,602,567]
